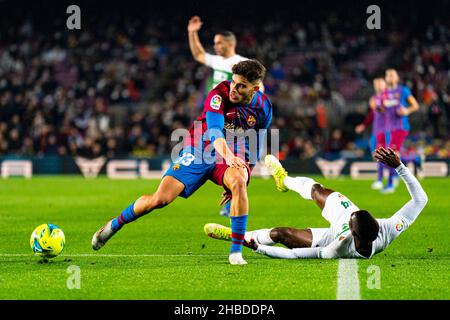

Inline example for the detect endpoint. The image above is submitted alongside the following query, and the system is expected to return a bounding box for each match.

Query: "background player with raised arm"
[188,16,249,93]
[92,60,272,265]
[355,77,388,190]
[381,68,420,193]
[205,150,427,259]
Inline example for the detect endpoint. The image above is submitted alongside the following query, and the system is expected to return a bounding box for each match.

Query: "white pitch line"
[0,253,227,258]
[336,259,361,300]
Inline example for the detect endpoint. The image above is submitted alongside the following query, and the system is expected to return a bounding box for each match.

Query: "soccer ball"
[30,224,65,258]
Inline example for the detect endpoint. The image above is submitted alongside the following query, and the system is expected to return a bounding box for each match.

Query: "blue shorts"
[164,147,252,199]
[163,147,219,198]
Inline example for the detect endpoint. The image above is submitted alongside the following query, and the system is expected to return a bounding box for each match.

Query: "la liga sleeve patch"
[210,94,222,110]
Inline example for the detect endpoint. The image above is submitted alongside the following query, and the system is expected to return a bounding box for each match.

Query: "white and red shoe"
[91,219,117,251]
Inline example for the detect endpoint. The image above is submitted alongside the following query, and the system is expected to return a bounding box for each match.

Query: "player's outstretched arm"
[373,147,428,227]
[187,16,206,64]
[254,244,321,259]
[356,108,374,134]
[249,235,353,259]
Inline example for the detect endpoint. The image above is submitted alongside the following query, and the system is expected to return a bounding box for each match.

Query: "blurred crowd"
[0,6,449,161]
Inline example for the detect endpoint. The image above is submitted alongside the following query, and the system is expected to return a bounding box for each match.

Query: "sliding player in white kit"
[204,147,428,259]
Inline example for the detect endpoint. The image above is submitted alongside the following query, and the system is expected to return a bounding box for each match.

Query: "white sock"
[284,176,318,200]
[245,228,275,245]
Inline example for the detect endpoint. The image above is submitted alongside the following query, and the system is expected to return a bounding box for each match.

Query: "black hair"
[350,210,380,242]
[216,31,236,41]
[232,59,266,83]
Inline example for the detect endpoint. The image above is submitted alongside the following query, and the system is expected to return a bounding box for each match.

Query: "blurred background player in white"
[187,16,249,93]
[205,150,428,259]
[355,77,389,191]
[187,15,264,217]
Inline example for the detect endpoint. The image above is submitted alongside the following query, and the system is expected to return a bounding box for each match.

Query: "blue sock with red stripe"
[230,215,248,253]
[111,202,138,231]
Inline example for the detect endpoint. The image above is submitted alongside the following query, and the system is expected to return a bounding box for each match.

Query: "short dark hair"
[350,210,379,242]
[232,59,266,83]
[216,30,236,42]
[385,68,398,74]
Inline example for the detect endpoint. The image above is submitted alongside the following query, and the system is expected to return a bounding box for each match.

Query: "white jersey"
[204,53,248,91]
[256,164,428,259]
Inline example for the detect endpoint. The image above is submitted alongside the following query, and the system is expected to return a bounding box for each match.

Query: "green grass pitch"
[0,176,449,300]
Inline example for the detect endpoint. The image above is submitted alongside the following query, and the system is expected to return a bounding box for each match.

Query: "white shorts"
[310,192,360,247]
[310,228,334,247]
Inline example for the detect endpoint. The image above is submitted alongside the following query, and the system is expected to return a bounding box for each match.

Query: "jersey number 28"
[174,152,196,166]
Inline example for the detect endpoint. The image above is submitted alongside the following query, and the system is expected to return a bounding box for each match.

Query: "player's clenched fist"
[187,16,203,32]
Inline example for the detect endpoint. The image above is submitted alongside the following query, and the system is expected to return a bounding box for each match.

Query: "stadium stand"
[0,1,449,163]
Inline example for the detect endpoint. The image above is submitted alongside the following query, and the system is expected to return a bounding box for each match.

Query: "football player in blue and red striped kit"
[381,69,419,193]
[92,59,272,265]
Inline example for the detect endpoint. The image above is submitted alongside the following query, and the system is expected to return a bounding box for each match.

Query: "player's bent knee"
[310,184,321,200]
[152,195,173,209]
[311,184,330,200]
[269,228,285,243]
[268,228,280,242]
[228,175,247,193]
[270,227,294,243]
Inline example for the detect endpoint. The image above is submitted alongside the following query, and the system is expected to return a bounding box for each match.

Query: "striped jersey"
[186,81,272,165]
[381,85,413,131]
